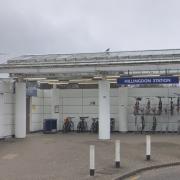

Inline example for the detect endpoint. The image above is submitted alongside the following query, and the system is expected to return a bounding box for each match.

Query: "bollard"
[90,145,95,176]
[115,140,120,168]
[146,135,151,160]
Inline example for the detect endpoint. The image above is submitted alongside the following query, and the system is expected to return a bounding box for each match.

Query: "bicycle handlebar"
[79,116,89,120]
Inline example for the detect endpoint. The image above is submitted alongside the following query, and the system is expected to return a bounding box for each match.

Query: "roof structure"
[7,48,180,63]
[0,49,180,80]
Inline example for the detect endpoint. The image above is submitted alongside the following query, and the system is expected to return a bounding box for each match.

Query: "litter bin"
[43,119,57,134]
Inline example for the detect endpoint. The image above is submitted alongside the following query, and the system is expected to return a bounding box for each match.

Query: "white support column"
[118,87,128,132]
[15,82,26,138]
[98,80,110,140]
[51,85,60,130]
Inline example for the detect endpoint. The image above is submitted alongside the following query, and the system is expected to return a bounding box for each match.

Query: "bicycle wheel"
[84,121,88,132]
[77,122,80,133]
[90,123,93,133]
[62,123,66,133]
[70,121,74,132]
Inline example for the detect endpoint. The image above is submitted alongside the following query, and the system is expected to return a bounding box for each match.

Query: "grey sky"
[0,0,180,56]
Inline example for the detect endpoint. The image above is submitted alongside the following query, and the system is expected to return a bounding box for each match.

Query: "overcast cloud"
[0,0,180,57]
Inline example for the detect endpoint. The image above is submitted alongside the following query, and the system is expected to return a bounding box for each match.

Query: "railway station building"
[0,49,180,139]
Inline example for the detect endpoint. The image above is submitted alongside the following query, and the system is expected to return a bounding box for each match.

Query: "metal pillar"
[15,82,26,138]
[98,80,110,140]
[118,87,128,132]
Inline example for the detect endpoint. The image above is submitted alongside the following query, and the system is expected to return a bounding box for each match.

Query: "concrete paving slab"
[0,133,180,180]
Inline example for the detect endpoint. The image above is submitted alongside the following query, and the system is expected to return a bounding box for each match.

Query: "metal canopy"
[1,49,180,80]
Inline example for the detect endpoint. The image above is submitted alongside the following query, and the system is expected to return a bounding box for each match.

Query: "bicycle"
[62,117,75,133]
[151,107,157,116]
[158,97,162,115]
[177,97,180,113]
[141,115,145,134]
[134,98,140,115]
[90,118,99,133]
[170,98,174,116]
[151,116,157,133]
[146,99,151,115]
[134,115,137,127]
[77,116,88,133]
[110,118,115,132]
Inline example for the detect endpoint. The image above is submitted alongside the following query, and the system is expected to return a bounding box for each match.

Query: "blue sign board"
[26,86,37,96]
[117,76,179,85]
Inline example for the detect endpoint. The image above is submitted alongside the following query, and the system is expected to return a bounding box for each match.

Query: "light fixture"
[47,79,59,82]
[24,77,47,80]
[93,76,102,79]
[48,82,69,85]
[78,82,98,85]
[133,74,159,77]
[38,81,47,84]
[110,81,117,84]
[69,78,92,82]
[106,78,117,81]
[106,75,120,78]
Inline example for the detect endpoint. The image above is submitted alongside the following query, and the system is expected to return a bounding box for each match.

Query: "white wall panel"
[32,97,43,105]
[59,98,63,106]
[4,104,14,115]
[83,97,98,106]
[110,89,118,97]
[110,105,118,114]
[4,125,13,136]
[37,89,44,97]
[43,106,52,114]
[83,89,98,97]
[43,90,51,97]
[83,106,98,114]
[31,123,42,132]
[3,81,13,93]
[0,82,15,137]
[32,105,43,114]
[0,124,12,137]
[43,114,52,119]
[4,93,14,104]
[0,82,3,93]
[168,88,180,97]
[44,97,51,105]
[3,115,14,125]
[63,98,82,106]
[110,97,119,106]
[60,89,82,98]
[31,114,43,123]
[63,106,82,114]
[128,88,168,97]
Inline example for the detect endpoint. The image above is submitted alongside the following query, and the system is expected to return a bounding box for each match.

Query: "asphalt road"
[127,166,180,180]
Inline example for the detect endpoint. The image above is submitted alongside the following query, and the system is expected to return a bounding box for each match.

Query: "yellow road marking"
[130,175,140,180]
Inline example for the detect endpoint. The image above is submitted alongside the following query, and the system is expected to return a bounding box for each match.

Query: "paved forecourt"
[0,133,180,180]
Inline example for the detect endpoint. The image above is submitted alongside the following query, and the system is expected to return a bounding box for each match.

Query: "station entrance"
[0,49,180,139]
